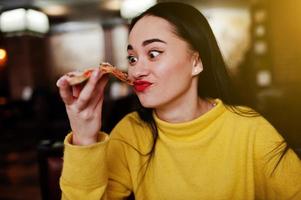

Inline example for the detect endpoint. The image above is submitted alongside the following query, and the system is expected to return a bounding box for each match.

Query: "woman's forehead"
[128,15,177,44]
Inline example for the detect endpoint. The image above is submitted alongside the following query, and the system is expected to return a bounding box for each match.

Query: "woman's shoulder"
[223,104,283,141]
[223,104,263,122]
[219,103,273,131]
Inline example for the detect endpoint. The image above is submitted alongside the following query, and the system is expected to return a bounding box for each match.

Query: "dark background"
[0,0,300,199]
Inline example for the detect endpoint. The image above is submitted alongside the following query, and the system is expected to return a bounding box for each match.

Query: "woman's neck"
[155,96,212,123]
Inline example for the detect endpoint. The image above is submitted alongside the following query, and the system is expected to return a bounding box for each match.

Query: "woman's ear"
[191,52,203,76]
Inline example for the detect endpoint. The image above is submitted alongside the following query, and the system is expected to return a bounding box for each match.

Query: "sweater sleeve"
[60,131,133,200]
[60,132,109,200]
[254,119,301,200]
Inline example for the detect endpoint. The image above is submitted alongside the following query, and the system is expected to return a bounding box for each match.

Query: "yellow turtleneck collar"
[153,99,226,142]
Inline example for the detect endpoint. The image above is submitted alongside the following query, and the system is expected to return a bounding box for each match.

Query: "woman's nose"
[128,62,149,79]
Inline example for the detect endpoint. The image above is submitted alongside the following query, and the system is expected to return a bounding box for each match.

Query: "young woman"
[56,2,301,199]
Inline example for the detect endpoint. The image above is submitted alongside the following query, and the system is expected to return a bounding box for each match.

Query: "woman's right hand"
[56,68,109,146]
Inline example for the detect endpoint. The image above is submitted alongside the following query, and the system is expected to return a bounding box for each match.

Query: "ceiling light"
[0,48,7,67]
[27,9,49,33]
[0,8,49,34]
[102,0,121,11]
[0,8,27,32]
[42,5,70,17]
[121,0,156,19]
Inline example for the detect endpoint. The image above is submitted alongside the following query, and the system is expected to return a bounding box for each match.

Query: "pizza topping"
[65,63,133,86]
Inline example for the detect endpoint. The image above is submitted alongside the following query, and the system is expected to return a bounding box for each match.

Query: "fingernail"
[56,77,65,87]
[56,78,62,87]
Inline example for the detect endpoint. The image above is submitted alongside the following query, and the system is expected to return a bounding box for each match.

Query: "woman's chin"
[140,101,155,108]
[138,97,157,108]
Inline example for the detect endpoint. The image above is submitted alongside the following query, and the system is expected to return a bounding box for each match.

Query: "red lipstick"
[133,80,152,92]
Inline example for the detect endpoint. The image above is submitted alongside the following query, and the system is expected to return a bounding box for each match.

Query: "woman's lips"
[133,80,152,92]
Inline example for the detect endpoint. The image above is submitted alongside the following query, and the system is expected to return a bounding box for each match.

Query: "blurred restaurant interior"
[0,0,300,199]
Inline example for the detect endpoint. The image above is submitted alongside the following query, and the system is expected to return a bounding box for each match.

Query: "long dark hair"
[128,2,288,183]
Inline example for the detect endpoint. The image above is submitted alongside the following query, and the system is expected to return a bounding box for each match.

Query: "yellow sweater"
[60,99,301,200]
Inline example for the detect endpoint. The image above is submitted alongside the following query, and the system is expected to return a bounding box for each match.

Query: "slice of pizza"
[65,62,133,86]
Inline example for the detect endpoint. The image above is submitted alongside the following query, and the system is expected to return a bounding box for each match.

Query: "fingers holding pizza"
[57,62,131,107]
[56,63,128,145]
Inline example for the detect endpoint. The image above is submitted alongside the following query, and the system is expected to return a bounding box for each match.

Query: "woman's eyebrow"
[127,38,166,51]
[142,38,166,46]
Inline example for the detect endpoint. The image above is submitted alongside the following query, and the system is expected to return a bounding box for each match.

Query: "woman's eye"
[149,50,162,59]
[127,56,138,64]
